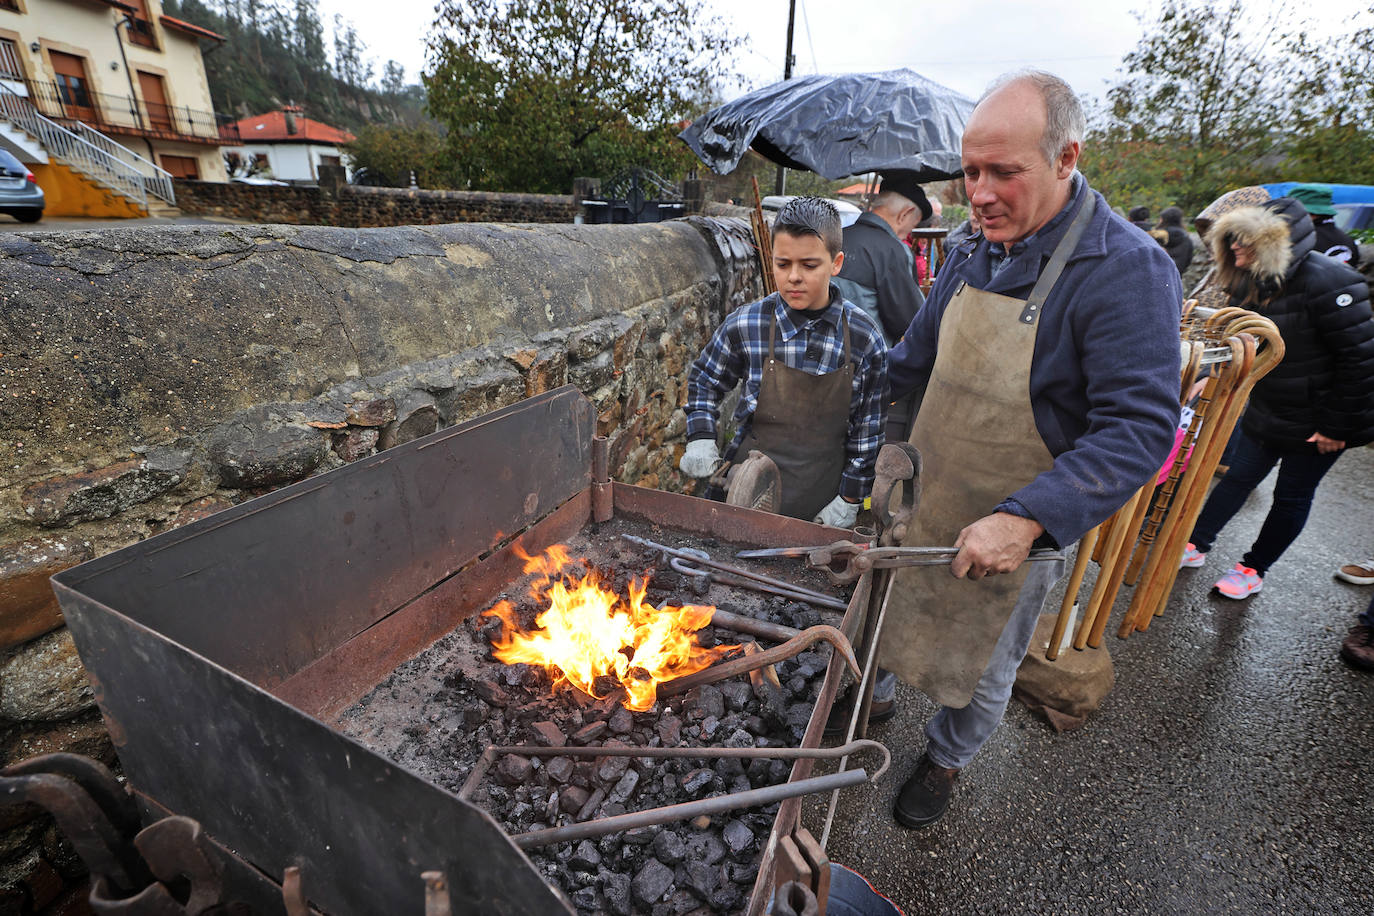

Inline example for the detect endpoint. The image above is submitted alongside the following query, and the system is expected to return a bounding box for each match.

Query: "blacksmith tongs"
[738,541,1065,586]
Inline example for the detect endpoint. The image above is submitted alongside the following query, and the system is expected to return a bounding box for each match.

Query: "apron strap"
[1018,191,1097,325]
[841,309,852,367]
[767,300,777,359]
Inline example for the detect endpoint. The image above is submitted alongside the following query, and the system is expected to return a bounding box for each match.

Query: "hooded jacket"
[1210,197,1374,449]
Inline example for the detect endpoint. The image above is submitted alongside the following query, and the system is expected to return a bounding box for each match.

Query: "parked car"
[1262,181,1374,233]
[0,149,43,223]
[760,194,862,227]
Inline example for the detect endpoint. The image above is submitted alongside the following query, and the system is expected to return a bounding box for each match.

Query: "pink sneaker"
[1179,543,1207,568]
[1214,563,1263,599]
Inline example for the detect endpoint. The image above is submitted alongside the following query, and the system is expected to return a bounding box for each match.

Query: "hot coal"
[335,517,847,915]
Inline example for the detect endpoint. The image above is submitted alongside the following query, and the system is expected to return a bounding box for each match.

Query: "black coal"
[335,518,845,915]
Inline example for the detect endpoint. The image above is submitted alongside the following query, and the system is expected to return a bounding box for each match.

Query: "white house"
[225,105,354,182]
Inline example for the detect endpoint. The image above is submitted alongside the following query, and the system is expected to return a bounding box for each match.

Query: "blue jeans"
[1361,595,1374,629]
[1189,431,1343,577]
[924,555,1068,769]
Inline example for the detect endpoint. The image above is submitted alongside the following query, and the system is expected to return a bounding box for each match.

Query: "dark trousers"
[1189,430,1343,577]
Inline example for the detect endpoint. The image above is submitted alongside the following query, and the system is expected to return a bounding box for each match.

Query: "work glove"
[814,495,859,529]
[679,439,723,478]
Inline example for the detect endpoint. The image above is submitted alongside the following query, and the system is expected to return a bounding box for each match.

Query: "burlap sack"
[1012,612,1115,732]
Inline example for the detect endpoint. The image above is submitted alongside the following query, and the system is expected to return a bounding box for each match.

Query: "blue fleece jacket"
[888,174,1182,547]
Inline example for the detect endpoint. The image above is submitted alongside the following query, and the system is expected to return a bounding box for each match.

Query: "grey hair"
[774,196,843,256]
[981,69,1085,166]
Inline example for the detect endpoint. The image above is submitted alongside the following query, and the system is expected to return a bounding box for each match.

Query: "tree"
[1280,6,1374,181]
[381,60,406,96]
[331,15,373,89]
[1086,0,1291,211]
[423,0,740,193]
[345,124,450,188]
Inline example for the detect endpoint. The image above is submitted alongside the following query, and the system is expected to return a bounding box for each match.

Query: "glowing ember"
[482,545,738,711]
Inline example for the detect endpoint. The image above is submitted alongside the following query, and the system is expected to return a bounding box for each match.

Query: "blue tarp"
[1262,182,1374,205]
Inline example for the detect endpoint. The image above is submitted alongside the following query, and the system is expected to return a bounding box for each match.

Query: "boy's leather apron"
[733,309,854,521]
[879,195,1094,708]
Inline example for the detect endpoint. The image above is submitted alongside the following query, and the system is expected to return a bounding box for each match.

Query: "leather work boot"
[1340,624,1374,672]
[893,753,959,829]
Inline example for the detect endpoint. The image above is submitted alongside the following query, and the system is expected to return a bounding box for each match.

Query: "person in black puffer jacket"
[1157,206,1194,274]
[1180,196,1374,600]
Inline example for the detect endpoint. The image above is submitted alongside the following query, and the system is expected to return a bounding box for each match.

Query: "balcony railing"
[24,79,240,144]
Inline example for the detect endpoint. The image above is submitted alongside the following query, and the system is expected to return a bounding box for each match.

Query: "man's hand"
[1306,432,1345,454]
[814,495,860,529]
[679,439,723,478]
[950,512,1044,580]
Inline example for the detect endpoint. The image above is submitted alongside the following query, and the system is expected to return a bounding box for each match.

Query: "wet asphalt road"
[809,445,1373,915]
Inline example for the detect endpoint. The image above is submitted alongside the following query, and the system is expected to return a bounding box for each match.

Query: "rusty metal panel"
[56,387,594,688]
[53,580,572,916]
[273,492,591,722]
[610,481,854,545]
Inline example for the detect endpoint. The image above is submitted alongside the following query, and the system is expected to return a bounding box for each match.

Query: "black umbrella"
[679,69,976,182]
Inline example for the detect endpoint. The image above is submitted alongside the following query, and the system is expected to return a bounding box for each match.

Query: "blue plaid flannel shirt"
[685,288,889,501]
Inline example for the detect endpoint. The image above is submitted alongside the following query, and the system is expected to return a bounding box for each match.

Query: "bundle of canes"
[1121,311,1283,635]
[750,176,777,296]
[1044,304,1284,658]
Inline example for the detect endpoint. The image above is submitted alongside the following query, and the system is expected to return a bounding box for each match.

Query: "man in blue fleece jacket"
[875,70,1181,829]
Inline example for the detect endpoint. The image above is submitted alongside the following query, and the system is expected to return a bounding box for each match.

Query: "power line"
[798,0,818,74]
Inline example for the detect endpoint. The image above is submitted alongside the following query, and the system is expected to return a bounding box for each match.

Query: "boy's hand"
[680,439,723,477]
[814,495,859,529]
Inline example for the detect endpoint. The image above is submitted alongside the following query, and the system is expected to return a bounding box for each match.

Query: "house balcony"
[24,79,240,146]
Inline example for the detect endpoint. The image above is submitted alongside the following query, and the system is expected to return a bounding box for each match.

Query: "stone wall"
[0,217,761,909]
[172,179,583,227]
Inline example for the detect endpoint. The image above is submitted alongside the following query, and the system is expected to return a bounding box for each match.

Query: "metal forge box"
[51,387,879,915]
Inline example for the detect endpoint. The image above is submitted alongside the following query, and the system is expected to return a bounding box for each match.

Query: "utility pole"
[773,0,796,196]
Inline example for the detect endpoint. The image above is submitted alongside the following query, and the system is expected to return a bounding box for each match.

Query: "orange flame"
[482,545,737,711]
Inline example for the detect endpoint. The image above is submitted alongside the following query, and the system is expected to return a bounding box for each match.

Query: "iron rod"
[707,608,801,643]
[624,535,846,609]
[671,555,848,610]
[512,769,868,850]
[479,738,887,773]
[657,625,859,698]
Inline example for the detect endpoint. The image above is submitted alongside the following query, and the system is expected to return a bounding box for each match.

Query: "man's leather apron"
[879,195,1095,708]
[733,310,854,521]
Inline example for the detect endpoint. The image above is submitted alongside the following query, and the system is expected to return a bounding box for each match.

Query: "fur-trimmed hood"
[1209,197,1315,300]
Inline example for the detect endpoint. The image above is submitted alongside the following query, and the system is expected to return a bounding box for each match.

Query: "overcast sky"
[312,0,1364,106]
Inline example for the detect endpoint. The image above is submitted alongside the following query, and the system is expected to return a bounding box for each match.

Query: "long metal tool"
[623,534,848,610]
[658,624,860,698]
[741,541,1065,585]
[669,550,846,609]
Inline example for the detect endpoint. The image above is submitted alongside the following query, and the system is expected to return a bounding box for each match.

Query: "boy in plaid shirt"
[679,197,888,526]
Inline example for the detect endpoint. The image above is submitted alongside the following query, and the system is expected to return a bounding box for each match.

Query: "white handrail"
[0,82,175,208]
[66,121,175,206]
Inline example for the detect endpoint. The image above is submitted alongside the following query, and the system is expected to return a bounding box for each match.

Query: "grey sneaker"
[1335,560,1374,586]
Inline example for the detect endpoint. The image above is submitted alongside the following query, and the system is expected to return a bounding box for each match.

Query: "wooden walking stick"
[1123,341,1208,586]
[1075,485,1145,649]
[1083,481,1154,648]
[1045,524,1100,661]
[1134,336,1256,630]
[1119,339,1245,635]
[750,176,776,296]
[1139,318,1283,626]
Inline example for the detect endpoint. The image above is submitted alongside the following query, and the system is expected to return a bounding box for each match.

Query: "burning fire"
[483,546,738,711]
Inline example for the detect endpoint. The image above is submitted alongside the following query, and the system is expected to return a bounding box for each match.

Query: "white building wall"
[227,142,351,182]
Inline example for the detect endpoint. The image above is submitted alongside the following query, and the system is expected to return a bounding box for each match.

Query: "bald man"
[873,70,1182,829]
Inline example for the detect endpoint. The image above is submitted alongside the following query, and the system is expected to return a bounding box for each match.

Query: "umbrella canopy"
[679,69,976,182]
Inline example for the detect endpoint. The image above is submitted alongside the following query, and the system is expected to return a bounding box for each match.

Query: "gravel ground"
[811,444,1374,915]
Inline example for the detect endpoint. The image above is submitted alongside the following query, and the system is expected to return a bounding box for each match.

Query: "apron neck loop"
[1018,192,1096,326]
